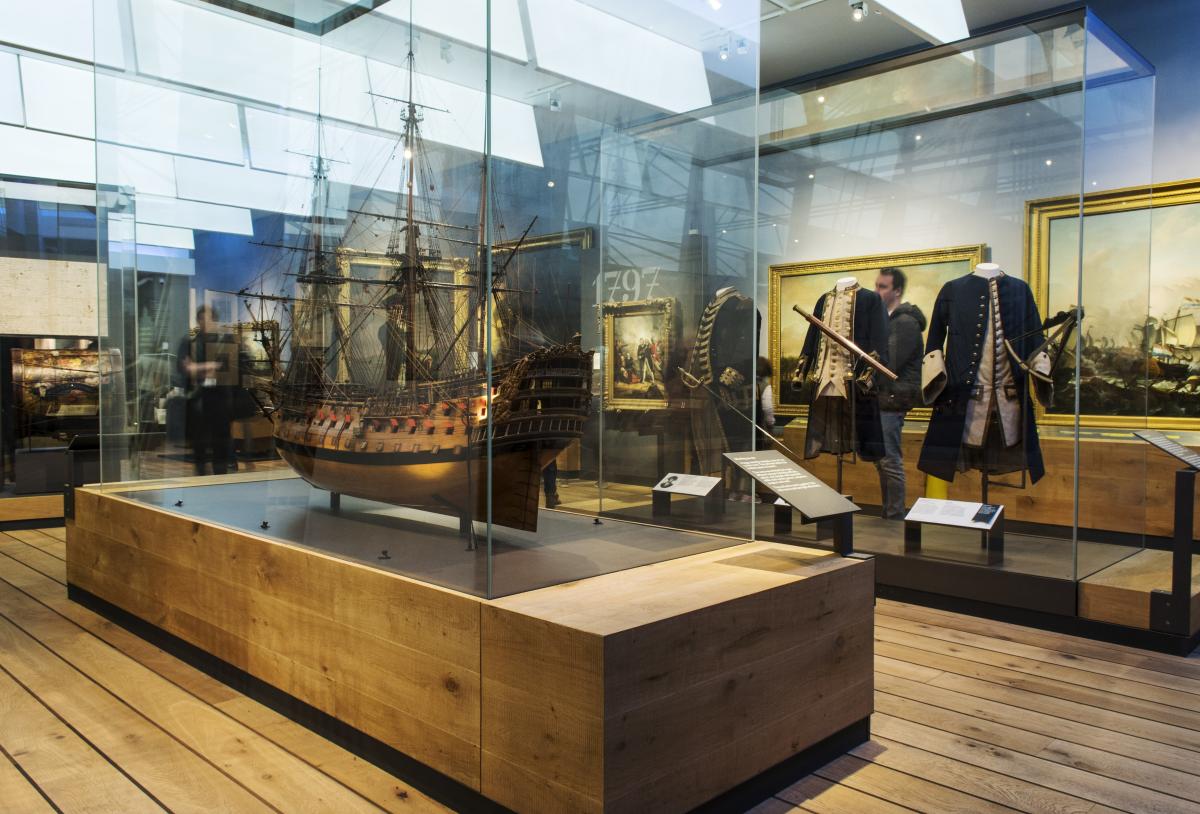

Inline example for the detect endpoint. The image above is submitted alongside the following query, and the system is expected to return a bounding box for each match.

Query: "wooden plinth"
[67,483,874,814]
[785,424,1196,538]
[0,493,64,523]
[1079,549,1200,633]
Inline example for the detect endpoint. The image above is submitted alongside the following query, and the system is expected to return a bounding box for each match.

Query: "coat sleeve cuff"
[922,349,947,405]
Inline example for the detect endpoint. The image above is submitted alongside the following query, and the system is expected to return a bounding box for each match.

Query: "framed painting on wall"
[1027,179,1200,430]
[768,244,987,418]
[602,297,675,410]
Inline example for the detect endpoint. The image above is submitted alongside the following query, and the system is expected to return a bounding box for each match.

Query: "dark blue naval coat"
[917,273,1047,483]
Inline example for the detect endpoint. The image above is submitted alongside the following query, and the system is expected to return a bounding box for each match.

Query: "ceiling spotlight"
[549,94,562,113]
[708,0,722,9]
[807,173,815,179]
[719,44,729,61]
[817,95,826,103]
[850,0,867,22]
[403,146,413,160]
[547,180,556,188]
[440,40,453,63]
[914,133,922,141]
[1045,159,1053,166]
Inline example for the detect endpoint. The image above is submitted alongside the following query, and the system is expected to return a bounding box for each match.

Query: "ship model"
[238,25,591,532]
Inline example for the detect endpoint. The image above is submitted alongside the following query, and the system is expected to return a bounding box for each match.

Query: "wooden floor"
[2,529,1199,813]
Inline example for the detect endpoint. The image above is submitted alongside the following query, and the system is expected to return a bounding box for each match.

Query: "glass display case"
[757,9,1162,622]
[90,0,761,598]
[80,1,1182,637]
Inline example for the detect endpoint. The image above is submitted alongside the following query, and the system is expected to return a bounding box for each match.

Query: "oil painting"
[603,297,675,410]
[769,245,986,417]
[1028,180,1200,428]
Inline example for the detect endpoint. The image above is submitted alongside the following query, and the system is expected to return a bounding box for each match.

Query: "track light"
[850,0,867,22]
[719,44,729,61]
[549,94,562,113]
[708,0,722,9]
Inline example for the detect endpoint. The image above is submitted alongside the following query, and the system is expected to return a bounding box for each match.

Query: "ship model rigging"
[235,22,591,532]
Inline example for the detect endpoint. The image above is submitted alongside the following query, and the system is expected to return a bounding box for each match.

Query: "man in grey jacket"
[874,267,926,519]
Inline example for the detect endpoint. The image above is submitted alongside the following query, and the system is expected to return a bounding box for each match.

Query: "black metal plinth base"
[691,717,871,814]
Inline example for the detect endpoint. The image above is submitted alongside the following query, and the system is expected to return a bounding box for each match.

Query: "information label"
[653,473,723,497]
[905,497,1003,530]
[723,450,858,520]
[1135,429,1200,470]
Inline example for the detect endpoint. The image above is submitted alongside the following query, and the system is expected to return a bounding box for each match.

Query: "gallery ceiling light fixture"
[547,179,556,187]
[719,43,729,60]
[817,95,825,103]
[708,0,722,10]
[850,1,868,23]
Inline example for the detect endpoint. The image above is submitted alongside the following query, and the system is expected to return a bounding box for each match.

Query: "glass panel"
[93,0,493,595]
[1073,11,1156,581]
[761,12,1098,583]
[486,0,760,596]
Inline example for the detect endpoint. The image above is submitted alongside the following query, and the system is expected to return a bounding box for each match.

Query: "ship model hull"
[272,343,591,532]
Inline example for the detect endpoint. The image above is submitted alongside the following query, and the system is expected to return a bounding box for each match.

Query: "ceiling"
[759,0,1077,87]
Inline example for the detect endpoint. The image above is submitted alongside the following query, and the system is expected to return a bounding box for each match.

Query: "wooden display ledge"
[66,482,874,814]
[1079,549,1200,634]
[0,493,64,524]
[784,424,1198,539]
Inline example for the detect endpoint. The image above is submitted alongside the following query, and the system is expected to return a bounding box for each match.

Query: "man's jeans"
[875,411,906,519]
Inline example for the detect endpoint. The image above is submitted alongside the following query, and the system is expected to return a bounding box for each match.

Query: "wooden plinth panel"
[481,546,875,814]
[67,487,482,787]
[1078,549,1200,632]
[785,425,1194,538]
[0,493,64,522]
[68,484,874,813]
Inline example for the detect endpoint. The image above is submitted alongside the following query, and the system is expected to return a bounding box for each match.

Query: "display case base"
[67,484,875,814]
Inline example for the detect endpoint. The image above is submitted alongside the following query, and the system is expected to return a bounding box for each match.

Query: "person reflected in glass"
[874,267,926,519]
[177,305,236,476]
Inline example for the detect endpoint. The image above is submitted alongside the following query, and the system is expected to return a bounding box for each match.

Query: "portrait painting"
[603,297,675,410]
[769,245,986,417]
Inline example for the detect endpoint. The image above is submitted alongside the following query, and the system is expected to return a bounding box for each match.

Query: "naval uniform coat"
[917,274,1047,483]
[794,286,889,461]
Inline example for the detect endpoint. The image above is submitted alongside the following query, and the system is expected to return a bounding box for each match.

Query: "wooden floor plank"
[875,612,1200,696]
[877,672,1200,776]
[0,666,165,814]
[875,637,1200,732]
[0,746,56,813]
[0,537,66,586]
[878,599,1200,682]
[0,576,385,813]
[813,753,1020,813]
[877,626,1200,713]
[873,713,1200,814]
[3,530,66,562]
[0,549,449,813]
[38,527,66,542]
[877,691,1200,804]
[776,773,917,814]
[850,738,1113,814]
[0,609,276,813]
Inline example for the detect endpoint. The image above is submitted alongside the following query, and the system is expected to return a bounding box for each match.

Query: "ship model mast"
[241,7,593,534]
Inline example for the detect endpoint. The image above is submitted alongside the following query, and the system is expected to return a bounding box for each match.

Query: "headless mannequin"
[835,276,857,290]
[973,262,1002,279]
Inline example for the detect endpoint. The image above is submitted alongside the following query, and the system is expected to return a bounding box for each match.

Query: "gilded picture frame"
[1026,179,1200,430]
[769,244,987,419]
[602,297,675,410]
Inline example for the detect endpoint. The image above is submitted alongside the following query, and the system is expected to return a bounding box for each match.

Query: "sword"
[792,305,898,381]
[677,367,803,458]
